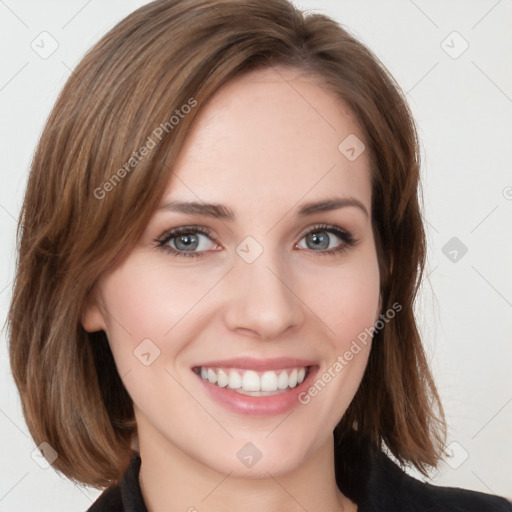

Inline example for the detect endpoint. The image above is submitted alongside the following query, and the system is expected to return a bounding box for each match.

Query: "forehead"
[164,65,371,219]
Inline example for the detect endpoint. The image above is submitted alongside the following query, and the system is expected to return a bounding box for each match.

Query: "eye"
[154,225,220,259]
[154,223,357,259]
[296,224,357,256]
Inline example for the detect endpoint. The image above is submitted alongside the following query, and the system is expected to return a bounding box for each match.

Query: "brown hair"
[7,0,446,490]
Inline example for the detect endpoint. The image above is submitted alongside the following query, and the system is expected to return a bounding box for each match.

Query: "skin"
[83,65,381,512]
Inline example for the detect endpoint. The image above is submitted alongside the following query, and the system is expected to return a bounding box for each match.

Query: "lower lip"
[194,366,319,416]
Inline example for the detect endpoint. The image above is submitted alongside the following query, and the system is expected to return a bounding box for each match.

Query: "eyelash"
[154,223,358,259]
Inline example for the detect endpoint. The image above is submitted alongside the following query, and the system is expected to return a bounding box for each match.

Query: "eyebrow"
[157,197,369,220]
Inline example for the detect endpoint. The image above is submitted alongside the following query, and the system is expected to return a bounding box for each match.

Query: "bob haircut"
[8,0,446,490]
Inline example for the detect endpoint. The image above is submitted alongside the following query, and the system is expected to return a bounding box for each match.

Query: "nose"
[222,250,305,341]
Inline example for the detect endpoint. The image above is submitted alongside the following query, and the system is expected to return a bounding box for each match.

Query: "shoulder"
[85,455,146,512]
[334,432,511,512]
[362,448,512,512]
[86,484,123,512]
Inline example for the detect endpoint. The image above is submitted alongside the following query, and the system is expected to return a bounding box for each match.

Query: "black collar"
[88,433,512,511]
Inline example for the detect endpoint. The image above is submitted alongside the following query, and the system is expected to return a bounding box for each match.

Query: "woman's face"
[83,65,381,478]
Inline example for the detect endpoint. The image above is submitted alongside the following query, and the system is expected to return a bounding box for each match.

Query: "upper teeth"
[199,367,307,392]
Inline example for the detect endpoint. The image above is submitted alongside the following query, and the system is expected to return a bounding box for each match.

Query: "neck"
[136,418,356,512]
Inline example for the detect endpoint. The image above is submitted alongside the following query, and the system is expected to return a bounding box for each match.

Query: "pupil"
[309,232,328,250]
[177,233,197,250]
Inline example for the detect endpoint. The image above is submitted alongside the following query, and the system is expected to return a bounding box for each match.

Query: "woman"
[7,0,511,510]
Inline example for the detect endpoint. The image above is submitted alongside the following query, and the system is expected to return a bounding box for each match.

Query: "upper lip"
[192,357,317,371]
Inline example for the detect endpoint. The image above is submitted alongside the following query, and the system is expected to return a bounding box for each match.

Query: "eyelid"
[294,223,357,256]
[296,223,354,243]
[154,223,357,258]
[154,225,220,257]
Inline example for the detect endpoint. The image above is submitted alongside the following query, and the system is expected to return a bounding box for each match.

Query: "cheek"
[99,256,221,357]
[96,260,204,415]
[299,255,379,425]
[308,248,381,346]
[335,268,380,343]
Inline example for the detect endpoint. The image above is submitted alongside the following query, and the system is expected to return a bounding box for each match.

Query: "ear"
[81,289,107,333]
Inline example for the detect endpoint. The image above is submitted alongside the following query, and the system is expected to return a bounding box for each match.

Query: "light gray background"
[1,0,511,510]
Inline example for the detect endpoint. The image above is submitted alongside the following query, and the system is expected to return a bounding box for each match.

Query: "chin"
[196,428,324,479]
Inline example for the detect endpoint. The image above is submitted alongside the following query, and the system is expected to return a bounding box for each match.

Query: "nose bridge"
[223,240,304,339]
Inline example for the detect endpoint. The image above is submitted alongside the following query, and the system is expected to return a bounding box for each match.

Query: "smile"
[194,366,309,396]
[191,358,320,416]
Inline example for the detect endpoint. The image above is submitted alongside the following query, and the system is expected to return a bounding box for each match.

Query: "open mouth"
[191,360,320,416]
[192,365,312,396]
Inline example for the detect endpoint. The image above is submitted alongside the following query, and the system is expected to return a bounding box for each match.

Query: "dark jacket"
[87,433,512,511]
